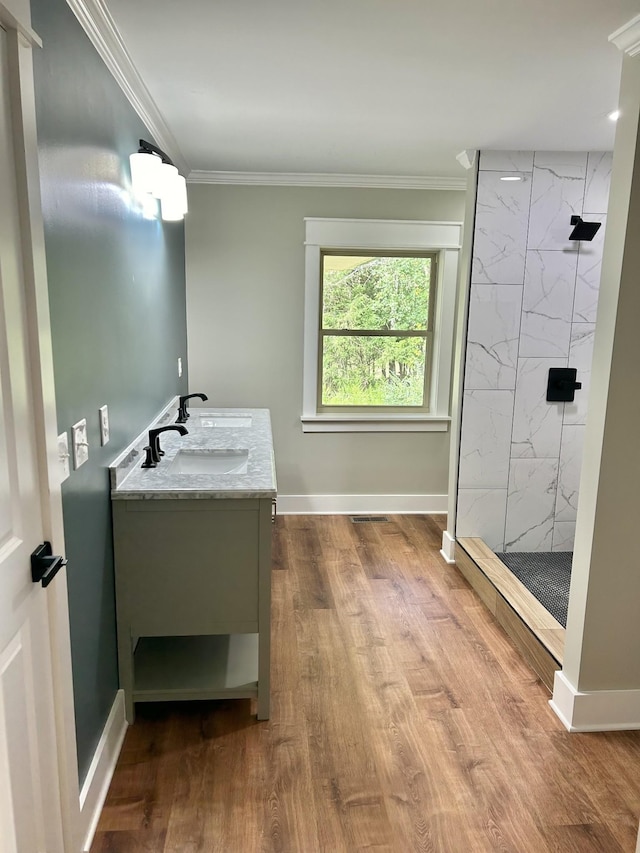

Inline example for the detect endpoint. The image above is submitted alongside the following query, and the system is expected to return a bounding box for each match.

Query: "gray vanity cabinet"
[113,496,271,722]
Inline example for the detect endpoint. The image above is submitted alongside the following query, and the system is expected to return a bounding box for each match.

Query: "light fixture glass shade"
[160,173,188,221]
[129,151,161,195]
[175,174,188,215]
[161,193,185,221]
[153,162,179,199]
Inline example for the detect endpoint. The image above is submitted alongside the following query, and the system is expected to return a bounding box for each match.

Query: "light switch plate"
[99,405,110,446]
[178,357,183,378]
[57,432,70,482]
[71,418,88,469]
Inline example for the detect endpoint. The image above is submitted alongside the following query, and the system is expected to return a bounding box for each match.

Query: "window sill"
[300,415,451,433]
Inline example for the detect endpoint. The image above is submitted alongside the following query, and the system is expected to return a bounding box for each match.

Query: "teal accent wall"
[31,0,189,782]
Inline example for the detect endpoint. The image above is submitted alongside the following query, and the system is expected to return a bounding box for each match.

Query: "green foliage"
[321,255,431,407]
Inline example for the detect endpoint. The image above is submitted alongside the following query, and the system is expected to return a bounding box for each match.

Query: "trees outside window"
[320,253,436,409]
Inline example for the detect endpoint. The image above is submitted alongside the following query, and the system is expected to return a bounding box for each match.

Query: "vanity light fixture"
[129,139,188,221]
[500,175,523,182]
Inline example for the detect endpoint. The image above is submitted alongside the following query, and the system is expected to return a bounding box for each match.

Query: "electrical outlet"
[57,432,70,482]
[71,418,89,469]
[99,405,110,446]
[177,357,183,378]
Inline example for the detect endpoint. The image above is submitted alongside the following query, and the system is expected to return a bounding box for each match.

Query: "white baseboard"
[550,670,640,732]
[276,494,447,515]
[79,689,128,852]
[440,530,456,563]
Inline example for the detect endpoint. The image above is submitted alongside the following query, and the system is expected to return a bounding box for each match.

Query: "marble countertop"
[110,404,277,500]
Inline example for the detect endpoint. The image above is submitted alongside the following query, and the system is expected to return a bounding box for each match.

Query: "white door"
[0,23,65,853]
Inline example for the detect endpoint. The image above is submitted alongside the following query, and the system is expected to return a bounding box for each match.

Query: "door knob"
[31,542,67,588]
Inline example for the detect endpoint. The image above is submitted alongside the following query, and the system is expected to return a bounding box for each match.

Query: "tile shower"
[456,149,611,559]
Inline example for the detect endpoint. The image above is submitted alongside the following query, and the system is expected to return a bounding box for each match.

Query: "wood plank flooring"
[92,515,640,852]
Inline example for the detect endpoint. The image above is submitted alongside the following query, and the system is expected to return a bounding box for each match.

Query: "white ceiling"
[103,0,639,178]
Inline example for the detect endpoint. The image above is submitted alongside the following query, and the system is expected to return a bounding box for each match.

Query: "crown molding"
[65,0,189,175]
[187,170,467,191]
[609,14,640,57]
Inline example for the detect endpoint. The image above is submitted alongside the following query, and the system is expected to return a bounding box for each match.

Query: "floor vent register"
[350,516,390,523]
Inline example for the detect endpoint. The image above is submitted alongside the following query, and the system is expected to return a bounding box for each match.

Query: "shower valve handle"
[546,368,582,403]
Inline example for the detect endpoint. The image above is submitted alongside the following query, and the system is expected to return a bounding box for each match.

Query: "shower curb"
[453,539,563,691]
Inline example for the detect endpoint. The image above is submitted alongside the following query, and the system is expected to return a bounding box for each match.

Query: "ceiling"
[103,0,639,178]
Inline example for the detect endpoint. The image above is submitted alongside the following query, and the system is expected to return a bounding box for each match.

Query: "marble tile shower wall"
[457,150,612,553]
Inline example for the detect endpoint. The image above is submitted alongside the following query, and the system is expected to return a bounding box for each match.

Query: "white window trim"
[302,218,462,433]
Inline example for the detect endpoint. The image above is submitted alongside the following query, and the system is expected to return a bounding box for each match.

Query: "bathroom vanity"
[110,404,276,722]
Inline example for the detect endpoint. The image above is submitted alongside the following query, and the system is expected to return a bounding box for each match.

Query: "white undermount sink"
[191,412,252,428]
[170,449,249,475]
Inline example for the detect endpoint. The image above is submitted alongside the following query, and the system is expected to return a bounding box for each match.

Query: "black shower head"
[569,215,601,241]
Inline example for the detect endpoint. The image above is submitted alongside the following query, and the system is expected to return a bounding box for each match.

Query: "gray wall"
[32,0,188,781]
[456,150,611,553]
[186,185,465,500]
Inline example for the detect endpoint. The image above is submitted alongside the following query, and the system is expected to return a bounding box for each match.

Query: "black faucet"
[141,424,188,468]
[176,392,208,423]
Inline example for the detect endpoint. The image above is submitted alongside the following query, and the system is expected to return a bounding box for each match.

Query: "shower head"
[569,215,601,241]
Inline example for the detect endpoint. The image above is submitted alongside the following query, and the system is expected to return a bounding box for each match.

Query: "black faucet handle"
[141,445,157,468]
[148,424,189,463]
[176,392,209,423]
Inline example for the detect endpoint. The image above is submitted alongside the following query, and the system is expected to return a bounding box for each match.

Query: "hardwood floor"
[92,515,640,852]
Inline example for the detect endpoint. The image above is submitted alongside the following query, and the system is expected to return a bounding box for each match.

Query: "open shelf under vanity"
[132,633,259,703]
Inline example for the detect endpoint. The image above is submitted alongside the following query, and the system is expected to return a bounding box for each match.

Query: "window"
[302,218,462,432]
[319,252,437,410]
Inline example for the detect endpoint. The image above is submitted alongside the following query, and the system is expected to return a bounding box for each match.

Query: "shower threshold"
[455,538,565,690]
